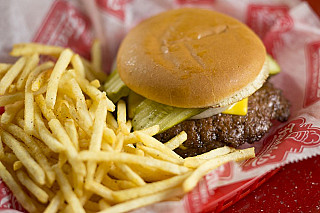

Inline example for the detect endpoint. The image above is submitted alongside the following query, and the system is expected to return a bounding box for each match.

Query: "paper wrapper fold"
[0,0,320,212]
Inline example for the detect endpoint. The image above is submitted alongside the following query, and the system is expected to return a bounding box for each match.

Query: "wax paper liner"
[0,0,320,212]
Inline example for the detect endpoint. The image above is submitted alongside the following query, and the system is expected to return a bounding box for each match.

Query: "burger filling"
[155,80,290,157]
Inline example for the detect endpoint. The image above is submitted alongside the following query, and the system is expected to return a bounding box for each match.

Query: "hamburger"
[104,8,290,158]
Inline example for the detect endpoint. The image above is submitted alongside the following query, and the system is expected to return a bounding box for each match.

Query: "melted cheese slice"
[222,97,248,116]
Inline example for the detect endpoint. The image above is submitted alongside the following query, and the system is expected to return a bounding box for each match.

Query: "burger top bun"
[117,8,268,108]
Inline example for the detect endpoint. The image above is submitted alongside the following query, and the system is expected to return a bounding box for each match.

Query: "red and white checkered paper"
[1,0,320,212]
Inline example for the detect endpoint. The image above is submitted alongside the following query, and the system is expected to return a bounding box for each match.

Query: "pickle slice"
[128,90,145,119]
[267,54,281,75]
[103,69,130,103]
[132,99,205,133]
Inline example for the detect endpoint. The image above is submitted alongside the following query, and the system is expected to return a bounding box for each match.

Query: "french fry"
[8,84,17,93]
[123,125,160,145]
[64,119,79,151]
[0,91,24,106]
[164,131,187,150]
[67,77,93,128]
[48,119,86,176]
[0,56,26,95]
[46,48,73,109]
[0,63,11,74]
[73,168,84,197]
[100,187,184,213]
[13,161,23,171]
[0,162,37,213]
[85,180,114,201]
[90,79,100,88]
[5,123,55,185]
[115,163,146,186]
[10,43,64,57]
[1,101,24,125]
[106,111,118,130]
[34,94,56,121]
[75,75,115,111]
[54,166,85,213]
[1,130,45,185]
[33,82,48,95]
[134,132,183,160]
[31,68,51,91]
[113,172,190,203]
[16,53,40,90]
[34,107,65,153]
[183,148,255,192]
[79,151,189,175]
[17,170,49,203]
[87,93,108,181]
[103,125,116,145]
[25,62,54,134]
[184,146,234,168]
[113,132,124,152]
[63,99,91,134]
[95,162,112,183]
[102,174,136,190]
[71,54,85,77]
[99,199,110,210]
[43,191,64,213]
[117,100,129,135]
[136,143,184,165]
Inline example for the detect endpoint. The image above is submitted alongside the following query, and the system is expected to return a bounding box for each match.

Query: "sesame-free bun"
[117,8,268,108]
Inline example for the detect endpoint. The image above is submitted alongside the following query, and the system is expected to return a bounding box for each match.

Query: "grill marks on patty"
[155,81,290,158]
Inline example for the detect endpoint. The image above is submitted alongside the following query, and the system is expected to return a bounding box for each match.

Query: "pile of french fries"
[0,42,255,213]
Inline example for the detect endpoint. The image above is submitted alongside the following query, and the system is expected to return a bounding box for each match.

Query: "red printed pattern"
[304,41,320,107]
[246,4,291,38]
[247,4,293,55]
[0,179,24,211]
[33,0,93,59]
[95,0,127,20]
[175,0,215,5]
[185,163,233,212]
[243,118,320,171]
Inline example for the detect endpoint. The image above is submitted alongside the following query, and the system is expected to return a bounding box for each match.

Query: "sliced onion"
[189,105,229,119]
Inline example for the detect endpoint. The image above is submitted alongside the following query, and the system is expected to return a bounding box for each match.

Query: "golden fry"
[183,148,255,192]
[25,61,54,134]
[10,43,63,57]
[164,131,187,150]
[100,187,184,213]
[46,48,73,109]
[0,162,37,213]
[71,54,85,77]
[0,57,26,95]
[1,130,45,185]
[17,170,49,203]
[16,53,39,90]
[54,166,85,213]
[0,91,24,107]
[43,191,63,213]
[34,107,65,153]
[79,151,189,175]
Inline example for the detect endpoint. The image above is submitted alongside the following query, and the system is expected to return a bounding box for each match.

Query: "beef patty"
[155,81,290,158]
